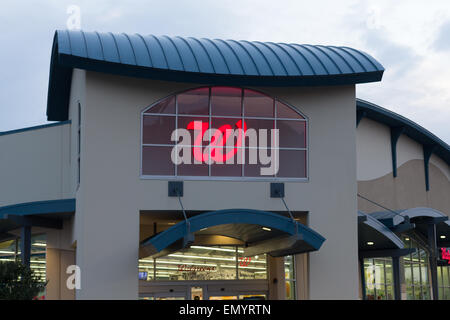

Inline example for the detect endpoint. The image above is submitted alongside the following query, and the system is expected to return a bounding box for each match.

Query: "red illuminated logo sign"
[441,248,450,264]
[186,120,247,163]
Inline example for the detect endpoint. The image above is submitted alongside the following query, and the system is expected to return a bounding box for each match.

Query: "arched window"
[141,86,307,179]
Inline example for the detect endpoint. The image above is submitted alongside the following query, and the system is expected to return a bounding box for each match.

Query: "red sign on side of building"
[441,248,450,264]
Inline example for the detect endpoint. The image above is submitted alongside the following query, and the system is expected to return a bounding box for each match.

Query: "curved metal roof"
[140,209,325,258]
[357,99,450,164]
[47,30,384,121]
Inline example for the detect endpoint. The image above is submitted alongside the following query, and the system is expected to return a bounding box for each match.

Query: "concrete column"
[46,248,76,300]
[295,253,309,300]
[268,256,286,300]
[75,201,139,299]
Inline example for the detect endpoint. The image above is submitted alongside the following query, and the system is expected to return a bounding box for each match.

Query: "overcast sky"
[1,0,449,143]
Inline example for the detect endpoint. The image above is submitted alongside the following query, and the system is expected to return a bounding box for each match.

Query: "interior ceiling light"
[367,241,374,246]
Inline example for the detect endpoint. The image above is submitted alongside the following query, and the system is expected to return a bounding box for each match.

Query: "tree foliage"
[0,261,47,300]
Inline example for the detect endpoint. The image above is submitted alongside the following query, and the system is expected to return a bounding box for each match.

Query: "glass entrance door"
[139,280,268,300]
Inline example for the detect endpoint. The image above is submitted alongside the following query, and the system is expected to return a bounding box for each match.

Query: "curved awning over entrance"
[140,209,325,259]
[358,211,413,258]
[370,207,450,247]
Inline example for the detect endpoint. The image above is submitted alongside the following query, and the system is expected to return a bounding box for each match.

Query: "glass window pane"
[386,285,394,300]
[438,266,443,286]
[422,286,431,300]
[277,150,307,178]
[243,118,276,151]
[375,285,385,300]
[244,147,275,177]
[385,259,393,285]
[412,264,421,286]
[145,96,176,114]
[277,101,304,119]
[421,262,429,286]
[211,87,242,117]
[404,263,412,285]
[211,147,242,177]
[243,89,274,118]
[142,146,175,176]
[177,87,209,115]
[277,120,306,148]
[177,146,209,176]
[406,286,414,300]
[414,286,422,300]
[445,287,450,300]
[238,254,267,280]
[374,259,385,284]
[443,266,449,286]
[143,115,176,145]
[178,116,209,146]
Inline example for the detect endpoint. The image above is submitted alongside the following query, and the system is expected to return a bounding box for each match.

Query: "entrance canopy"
[140,209,325,258]
[358,211,414,258]
[370,207,450,247]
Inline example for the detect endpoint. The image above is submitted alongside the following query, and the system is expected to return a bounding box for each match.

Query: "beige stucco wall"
[356,116,450,215]
[356,117,392,181]
[0,123,71,207]
[73,71,359,299]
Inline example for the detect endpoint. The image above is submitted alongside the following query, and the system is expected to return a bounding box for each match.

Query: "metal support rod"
[20,225,31,267]
[177,192,190,233]
[280,197,297,234]
[392,256,401,300]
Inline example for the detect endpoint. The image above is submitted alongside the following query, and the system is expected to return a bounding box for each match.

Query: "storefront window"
[438,265,450,300]
[141,86,307,179]
[138,246,267,281]
[402,236,431,300]
[364,257,394,300]
[0,235,47,298]
[285,255,296,300]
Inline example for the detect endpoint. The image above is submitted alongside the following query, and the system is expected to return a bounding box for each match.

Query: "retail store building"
[0,30,449,300]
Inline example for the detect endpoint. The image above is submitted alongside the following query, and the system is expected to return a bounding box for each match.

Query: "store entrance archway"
[138,209,319,300]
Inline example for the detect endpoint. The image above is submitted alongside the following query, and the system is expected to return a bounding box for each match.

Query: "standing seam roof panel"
[342,47,381,71]
[253,41,291,76]
[302,45,341,74]
[239,40,275,76]
[329,46,366,73]
[317,45,354,74]
[57,31,72,55]
[125,34,152,67]
[288,44,327,75]
[82,31,104,60]
[170,36,201,73]
[67,30,88,57]
[140,35,168,69]
[198,38,231,74]
[157,36,185,71]
[211,39,246,75]
[274,43,313,75]
[96,32,121,63]
[185,38,216,73]
[224,40,260,76]
[111,33,137,65]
